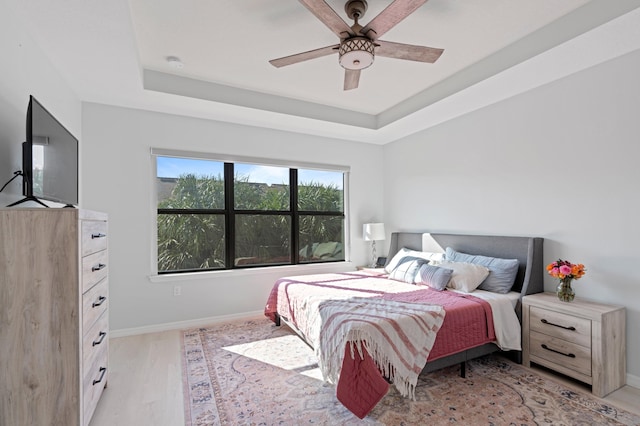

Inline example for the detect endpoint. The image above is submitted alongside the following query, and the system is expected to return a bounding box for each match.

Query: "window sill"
[148,261,355,283]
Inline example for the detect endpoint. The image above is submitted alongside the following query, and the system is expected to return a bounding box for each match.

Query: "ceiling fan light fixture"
[339,37,374,70]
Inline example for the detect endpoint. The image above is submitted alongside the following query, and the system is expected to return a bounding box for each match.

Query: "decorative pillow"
[388,256,429,284]
[415,263,453,291]
[445,247,519,294]
[438,261,489,293]
[384,248,445,273]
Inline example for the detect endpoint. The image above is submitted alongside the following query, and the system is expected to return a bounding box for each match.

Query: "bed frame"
[276,232,544,373]
[387,232,544,370]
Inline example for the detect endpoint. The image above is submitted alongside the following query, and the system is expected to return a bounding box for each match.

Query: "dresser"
[522,292,625,397]
[0,208,109,426]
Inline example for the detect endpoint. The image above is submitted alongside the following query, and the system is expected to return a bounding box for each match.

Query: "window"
[155,153,346,274]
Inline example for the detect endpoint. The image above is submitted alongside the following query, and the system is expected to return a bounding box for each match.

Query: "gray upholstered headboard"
[386,232,544,319]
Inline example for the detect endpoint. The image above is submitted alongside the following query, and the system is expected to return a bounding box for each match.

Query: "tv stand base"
[6,196,50,208]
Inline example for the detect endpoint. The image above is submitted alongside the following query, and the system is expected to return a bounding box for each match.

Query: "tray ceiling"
[8,0,640,142]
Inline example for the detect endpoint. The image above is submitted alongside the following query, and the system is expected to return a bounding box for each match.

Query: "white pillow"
[384,248,445,273]
[439,261,490,293]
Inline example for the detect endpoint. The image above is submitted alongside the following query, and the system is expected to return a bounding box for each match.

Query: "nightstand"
[522,292,626,397]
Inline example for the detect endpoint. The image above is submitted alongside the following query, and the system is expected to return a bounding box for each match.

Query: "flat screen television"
[8,96,79,208]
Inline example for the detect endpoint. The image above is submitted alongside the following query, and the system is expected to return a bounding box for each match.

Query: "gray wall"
[383,48,640,381]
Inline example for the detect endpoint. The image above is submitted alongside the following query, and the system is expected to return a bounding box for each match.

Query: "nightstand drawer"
[530,330,591,377]
[530,306,591,348]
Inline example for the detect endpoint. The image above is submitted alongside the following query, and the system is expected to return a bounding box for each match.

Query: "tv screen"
[22,96,78,207]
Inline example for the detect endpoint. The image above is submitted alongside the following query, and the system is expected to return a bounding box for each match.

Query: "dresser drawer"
[530,306,591,348]
[82,278,108,334]
[83,312,108,424]
[82,250,108,293]
[81,220,108,256]
[530,330,591,377]
[83,312,109,372]
[82,341,108,426]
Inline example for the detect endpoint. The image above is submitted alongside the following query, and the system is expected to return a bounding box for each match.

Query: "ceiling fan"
[269,0,444,90]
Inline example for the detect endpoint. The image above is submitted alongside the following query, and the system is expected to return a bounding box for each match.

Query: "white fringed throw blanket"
[316,296,446,399]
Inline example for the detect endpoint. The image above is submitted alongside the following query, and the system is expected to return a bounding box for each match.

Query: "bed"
[264,232,544,418]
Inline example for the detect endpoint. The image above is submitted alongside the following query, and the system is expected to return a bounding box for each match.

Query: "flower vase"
[556,278,575,302]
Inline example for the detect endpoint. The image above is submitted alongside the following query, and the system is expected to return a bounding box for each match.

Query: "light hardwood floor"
[90,330,640,426]
[89,330,185,426]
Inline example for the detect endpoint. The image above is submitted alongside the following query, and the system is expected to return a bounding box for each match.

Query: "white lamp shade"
[363,223,385,241]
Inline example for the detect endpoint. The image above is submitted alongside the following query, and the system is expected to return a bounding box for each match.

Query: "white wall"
[81,104,384,331]
[383,48,640,379]
[0,0,81,206]
[5,0,638,384]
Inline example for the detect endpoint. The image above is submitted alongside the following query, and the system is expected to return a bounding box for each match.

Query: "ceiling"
[8,0,640,143]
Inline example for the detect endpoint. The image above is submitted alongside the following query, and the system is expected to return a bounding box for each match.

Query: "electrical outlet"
[173,285,181,296]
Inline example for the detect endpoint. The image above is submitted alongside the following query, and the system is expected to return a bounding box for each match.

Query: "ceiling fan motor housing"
[339,37,375,70]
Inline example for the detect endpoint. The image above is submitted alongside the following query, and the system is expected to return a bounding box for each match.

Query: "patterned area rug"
[181,318,639,425]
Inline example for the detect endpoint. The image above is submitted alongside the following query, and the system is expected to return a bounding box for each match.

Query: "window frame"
[151,148,350,275]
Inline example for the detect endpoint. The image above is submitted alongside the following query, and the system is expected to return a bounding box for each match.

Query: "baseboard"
[627,372,640,389]
[109,310,265,338]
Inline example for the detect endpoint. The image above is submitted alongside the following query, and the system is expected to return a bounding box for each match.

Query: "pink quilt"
[336,343,389,419]
[264,272,496,418]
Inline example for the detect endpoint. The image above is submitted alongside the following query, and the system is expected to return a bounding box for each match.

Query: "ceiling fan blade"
[344,69,360,90]
[362,0,429,40]
[375,40,443,63]
[298,0,354,39]
[269,44,339,68]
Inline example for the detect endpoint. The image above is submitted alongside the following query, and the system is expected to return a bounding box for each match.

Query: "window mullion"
[297,211,345,217]
[233,209,291,215]
[224,163,234,268]
[157,208,225,215]
[291,169,299,264]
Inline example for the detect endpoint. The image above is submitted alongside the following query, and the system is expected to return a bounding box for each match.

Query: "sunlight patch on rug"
[181,318,640,426]
[223,334,321,378]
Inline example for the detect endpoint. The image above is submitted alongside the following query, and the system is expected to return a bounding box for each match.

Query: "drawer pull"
[541,343,576,358]
[92,367,107,385]
[92,331,107,346]
[91,233,107,239]
[92,295,107,308]
[541,318,576,331]
[92,263,107,272]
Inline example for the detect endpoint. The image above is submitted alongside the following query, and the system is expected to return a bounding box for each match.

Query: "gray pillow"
[445,247,519,294]
[415,263,453,291]
[388,256,428,284]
